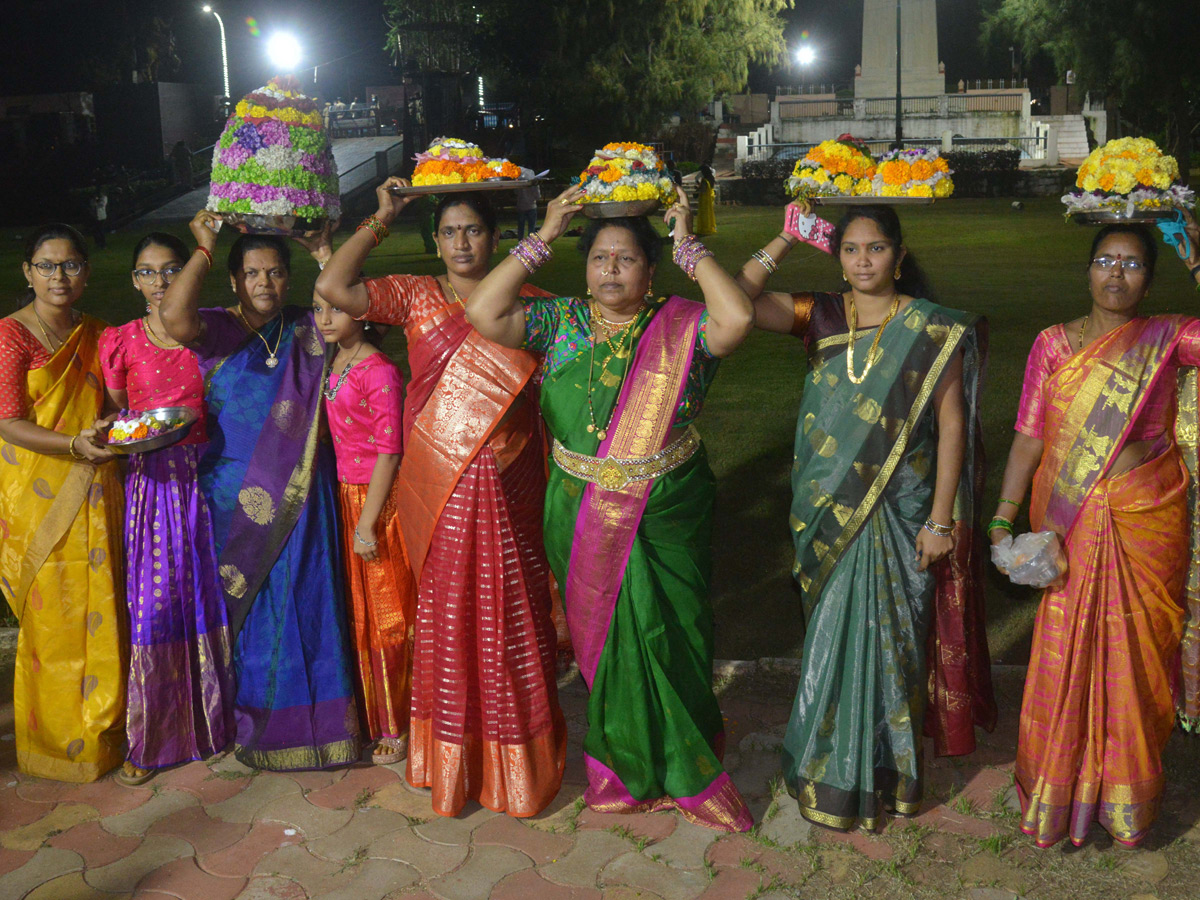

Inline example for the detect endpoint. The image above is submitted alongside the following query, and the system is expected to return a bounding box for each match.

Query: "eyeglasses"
[30,260,85,278]
[132,266,184,285]
[1091,256,1146,272]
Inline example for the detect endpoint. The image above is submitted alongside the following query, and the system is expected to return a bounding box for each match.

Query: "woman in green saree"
[467,185,755,830]
[737,203,994,830]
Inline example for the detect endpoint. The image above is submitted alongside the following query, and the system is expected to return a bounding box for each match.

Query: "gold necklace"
[234,307,284,368]
[585,302,641,441]
[443,277,467,308]
[1077,315,1088,350]
[141,316,180,349]
[589,298,641,342]
[845,293,900,385]
[32,307,70,350]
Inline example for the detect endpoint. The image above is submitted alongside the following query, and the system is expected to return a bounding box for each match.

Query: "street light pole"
[894,0,903,148]
[202,5,231,100]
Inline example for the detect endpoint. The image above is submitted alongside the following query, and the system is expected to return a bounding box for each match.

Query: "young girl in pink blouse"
[314,292,416,765]
[99,232,234,784]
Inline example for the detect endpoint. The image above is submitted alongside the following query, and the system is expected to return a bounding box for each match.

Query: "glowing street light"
[795,45,816,67]
[201,5,230,100]
[267,32,303,73]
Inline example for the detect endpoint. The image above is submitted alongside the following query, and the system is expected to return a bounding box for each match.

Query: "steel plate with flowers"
[387,178,541,197]
[578,199,663,219]
[104,407,198,455]
[814,196,934,206]
[219,212,327,237]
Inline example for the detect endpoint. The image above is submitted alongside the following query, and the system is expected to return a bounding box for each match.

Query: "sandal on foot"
[372,736,408,766]
[115,761,154,786]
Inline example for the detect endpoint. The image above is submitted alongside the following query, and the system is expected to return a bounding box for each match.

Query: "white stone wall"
[857,0,943,99]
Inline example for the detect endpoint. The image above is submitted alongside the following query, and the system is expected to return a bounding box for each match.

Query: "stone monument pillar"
[855,0,944,99]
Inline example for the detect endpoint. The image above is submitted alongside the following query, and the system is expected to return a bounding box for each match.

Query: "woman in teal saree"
[467,185,756,830]
[737,203,994,829]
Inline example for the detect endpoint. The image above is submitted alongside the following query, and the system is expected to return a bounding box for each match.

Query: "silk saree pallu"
[0,316,126,782]
[783,297,984,830]
[542,296,752,833]
[1018,316,1194,847]
[390,283,563,818]
[198,307,359,770]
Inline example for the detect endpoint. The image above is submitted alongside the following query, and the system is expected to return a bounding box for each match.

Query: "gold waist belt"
[551,426,700,492]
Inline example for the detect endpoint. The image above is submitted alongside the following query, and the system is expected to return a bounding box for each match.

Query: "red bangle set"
[194,246,213,268]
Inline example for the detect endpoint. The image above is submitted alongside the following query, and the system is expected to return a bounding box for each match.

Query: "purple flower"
[219,144,252,168]
[234,123,264,152]
[257,119,291,147]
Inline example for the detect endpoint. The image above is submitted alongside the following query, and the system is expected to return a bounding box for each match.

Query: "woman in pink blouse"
[99,232,235,784]
[989,219,1200,849]
[313,293,416,765]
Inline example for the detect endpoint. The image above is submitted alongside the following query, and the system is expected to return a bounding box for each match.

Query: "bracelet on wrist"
[354,528,378,547]
[67,434,86,461]
[510,233,553,273]
[195,246,213,268]
[752,249,779,275]
[923,517,954,537]
[673,235,714,282]
[997,497,1021,509]
[357,215,389,247]
[988,517,1015,534]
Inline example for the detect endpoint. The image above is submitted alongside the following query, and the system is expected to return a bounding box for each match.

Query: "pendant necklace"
[443,277,467,309]
[1077,315,1088,350]
[32,307,70,350]
[234,307,283,368]
[324,345,364,401]
[142,316,180,349]
[585,299,643,440]
[845,293,900,385]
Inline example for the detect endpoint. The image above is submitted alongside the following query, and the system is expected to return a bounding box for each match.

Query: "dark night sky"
[0,1,1014,101]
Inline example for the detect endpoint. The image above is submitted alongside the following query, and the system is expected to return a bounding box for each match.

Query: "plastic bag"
[990,530,1068,588]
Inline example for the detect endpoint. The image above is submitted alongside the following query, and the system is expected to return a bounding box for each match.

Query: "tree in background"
[983,0,1198,183]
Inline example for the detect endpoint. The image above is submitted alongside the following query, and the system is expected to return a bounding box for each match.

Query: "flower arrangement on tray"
[577,142,676,204]
[108,410,190,444]
[207,77,340,222]
[786,137,877,199]
[1062,137,1194,218]
[872,147,954,199]
[411,138,522,185]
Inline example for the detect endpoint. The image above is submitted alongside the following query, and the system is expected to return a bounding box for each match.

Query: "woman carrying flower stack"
[990,216,1200,848]
[313,293,417,766]
[99,232,235,785]
[0,225,126,782]
[316,182,565,818]
[736,202,994,830]
[466,185,756,832]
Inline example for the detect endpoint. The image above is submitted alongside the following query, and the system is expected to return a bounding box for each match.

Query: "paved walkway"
[2,664,1199,899]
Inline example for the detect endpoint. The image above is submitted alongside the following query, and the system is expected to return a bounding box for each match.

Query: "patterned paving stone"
[23,869,128,900]
[0,845,35,876]
[255,791,354,840]
[15,778,152,817]
[136,857,247,900]
[82,835,195,893]
[540,831,632,889]
[317,858,421,900]
[3,847,86,899]
[647,818,722,869]
[597,888,664,900]
[362,781,434,823]
[413,803,499,846]
[601,850,710,900]
[1121,851,1170,884]
[305,807,412,861]
[234,875,308,899]
[199,822,303,879]
[758,800,812,848]
[207,753,256,779]
[490,867,603,900]
[1,802,99,850]
[694,867,763,900]
[304,765,399,810]
[812,826,895,860]
[576,808,677,844]
[46,819,142,867]
[427,845,532,900]
[526,789,586,833]
[287,768,347,794]
[958,853,1031,895]
[149,804,251,855]
[156,761,255,805]
[99,789,199,837]
[253,843,419,899]
[913,806,1000,839]
[364,824,470,879]
[0,790,46,830]
[205,774,302,824]
[473,814,574,864]
[703,833,761,869]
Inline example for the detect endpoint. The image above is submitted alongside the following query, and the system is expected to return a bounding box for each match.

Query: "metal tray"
[104,407,198,455]
[578,199,663,219]
[813,196,935,206]
[388,178,540,196]
[218,213,329,237]
[1070,208,1178,225]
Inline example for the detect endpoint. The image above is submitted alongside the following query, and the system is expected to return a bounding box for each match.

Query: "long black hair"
[577,216,663,267]
[1089,223,1158,285]
[19,224,89,308]
[227,234,291,276]
[832,205,934,300]
[131,232,189,270]
[435,192,498,235]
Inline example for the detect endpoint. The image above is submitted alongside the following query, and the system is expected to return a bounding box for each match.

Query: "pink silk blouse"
[1015,319,1200,443]
[324,352,405,484]
[98,318,208,445]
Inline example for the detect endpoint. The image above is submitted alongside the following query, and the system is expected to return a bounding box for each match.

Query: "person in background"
[88,190,108,250]
[515,167,539,240]
[694,164,716,236]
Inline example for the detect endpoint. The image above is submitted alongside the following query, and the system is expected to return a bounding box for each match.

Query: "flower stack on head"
[1063,137,1195,218]
[872,147,954,199]
[577,142,676,204]
[411,137,522,185]
[786,137,876,199]
[207,77,340,224]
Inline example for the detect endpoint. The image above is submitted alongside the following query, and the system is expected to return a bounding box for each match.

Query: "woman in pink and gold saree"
[990,220,1200,848]
[0,225,125,782]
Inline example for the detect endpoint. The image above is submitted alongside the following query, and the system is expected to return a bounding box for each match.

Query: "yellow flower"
[813,169,830,183]
[853,178,874,195]
[833,174,853,193]
[907,184,934,198]
[879,184,903,197]
[933,177,954,198]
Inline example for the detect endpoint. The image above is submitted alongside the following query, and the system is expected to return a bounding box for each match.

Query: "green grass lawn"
[3,198,1198,660]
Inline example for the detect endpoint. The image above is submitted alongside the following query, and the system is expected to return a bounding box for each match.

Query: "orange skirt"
[337,481,418,743]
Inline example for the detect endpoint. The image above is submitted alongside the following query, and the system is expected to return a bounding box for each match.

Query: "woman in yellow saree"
[991,220,1200,848]
[0,225,125,782]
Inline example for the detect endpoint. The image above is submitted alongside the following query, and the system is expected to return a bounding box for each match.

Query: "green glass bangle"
[988,518,1015,533]
[998,497,1021,509]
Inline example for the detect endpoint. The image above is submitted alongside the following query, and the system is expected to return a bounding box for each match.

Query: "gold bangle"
[67,434,86,460]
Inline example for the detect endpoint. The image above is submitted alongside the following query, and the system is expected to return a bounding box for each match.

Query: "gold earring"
[436,246,442,259]
[893,264,902,280]
[841,271,850,283]
[586,288,592,298]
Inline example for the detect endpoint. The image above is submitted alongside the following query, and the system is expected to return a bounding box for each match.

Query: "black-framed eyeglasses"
[1091,256,1146,272]
[31,260,85,278]
[133,266,184,285]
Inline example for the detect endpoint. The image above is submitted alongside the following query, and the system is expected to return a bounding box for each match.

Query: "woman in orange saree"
[0,225,125,782]
[316,180,565,818]
[990,221,1200,848]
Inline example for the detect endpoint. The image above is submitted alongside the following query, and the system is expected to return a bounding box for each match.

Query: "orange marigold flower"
[910,160,936,181]
[1134,167,1155,186]
[1098,172,1116,191]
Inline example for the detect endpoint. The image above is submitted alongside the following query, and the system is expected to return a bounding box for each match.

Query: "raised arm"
[315,177,416,318]
[160,210,219,344]
[467,184,584,349]
[737,201,833,335]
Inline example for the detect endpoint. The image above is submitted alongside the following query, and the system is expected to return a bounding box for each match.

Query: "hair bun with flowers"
[207,76,340,221]
[577,142,676,204]
[1063,137,1195,218]
[411,137,521,185]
